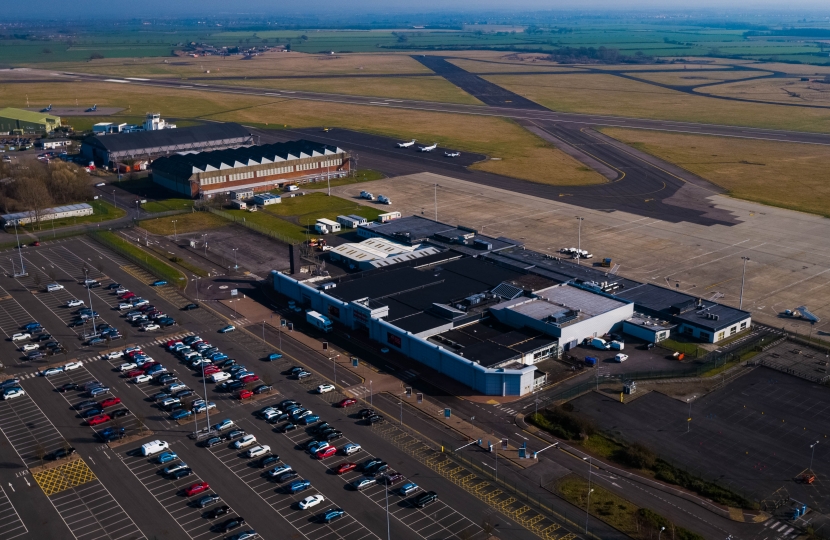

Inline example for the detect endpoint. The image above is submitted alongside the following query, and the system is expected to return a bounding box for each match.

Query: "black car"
[158,374,178,385]
[57,383,78,393]
[26,351,44,360]
[414,491,438,508]
[106,283,121,290]
[98,427,126,442]
[206,505,230,519]
[358,409,376,419]
[364,461,388,475]
[45,341,62,349]
[46,447,76,460]
[278,400,297,409]
[196,494,221,508]
[268,413,289,424]
[277,423,296,433]
[361,458,383,471]
[172,389,194,399]
[224,429,246,441]
[313,422,332,433]
[225,381,244,392]
[275,471,299,483]
[316,426,336,436]
[218,359,237,369]
[37,333,53,342]
[367,414,384,424]
[111,409,131,418]
[324,431,343,442]
[87,282,101,288]
[256,455,280,468]
[152,392,171,402]
[75,400,99,411]
[253,384,272,395]
[183,303,199,311]
[301,439,323,451]
[80,408,104,419]
[287,366,305,376]
[169,468,193,480]
[202,437,223,448]
[69,319,86,327]
[217,517,245,533]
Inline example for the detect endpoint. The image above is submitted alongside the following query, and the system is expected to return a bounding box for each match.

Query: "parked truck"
[591,337,610,350]
[306,311,333,333]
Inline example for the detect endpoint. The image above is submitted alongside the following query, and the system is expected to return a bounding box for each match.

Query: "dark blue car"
[289,480,311,494]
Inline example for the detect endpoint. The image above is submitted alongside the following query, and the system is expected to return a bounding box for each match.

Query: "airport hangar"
[80,122,253,168]
[150,139,350,198]
[0,107,61,134]
[272,216,750,396]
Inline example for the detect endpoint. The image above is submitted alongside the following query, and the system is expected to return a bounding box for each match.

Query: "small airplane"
[41,104,52,112]
[86,104,97,112]
[418,142,438,152]
[397,139,416,148]
[444,151,461,158]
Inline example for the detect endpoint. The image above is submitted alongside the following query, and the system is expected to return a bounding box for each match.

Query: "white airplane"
[418,142,438,152]
[397,139,416,148]
[444,151,461,158]
[42,104,52,112]
[87,104,97,112]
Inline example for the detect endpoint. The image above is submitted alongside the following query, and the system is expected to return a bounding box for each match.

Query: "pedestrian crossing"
[13,332,195,380]
[763,519,799,538]
[492,403,519,415]
[347,384,371,398]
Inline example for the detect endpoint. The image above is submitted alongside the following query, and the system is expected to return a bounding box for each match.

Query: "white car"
[118,303,133,311]
[245,445,271,458]
[41,367,63,377]
[106,350,124,360]
[193,402,216,414]
[233,434,257,449]
[21,343,39,352]
[95,182,106,187]
[118,362,137,372]
[133,374,152,384]
[143,324,160,332]
[67,299,84,308]
[116,288,129,295]
[317,384,335,394]
[298,494,325,510]
[63,361,82,371]
[262,410,280,421]
[11,333,31,342]
[2,388,25,400]
[168,383,187,393]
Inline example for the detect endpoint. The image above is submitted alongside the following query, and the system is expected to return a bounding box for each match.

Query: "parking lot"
[0,484,27,539]
[0,236,551,540]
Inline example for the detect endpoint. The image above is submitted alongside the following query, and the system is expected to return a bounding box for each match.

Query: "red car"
[119,292,135,300]
[32,241,40,247]
[140,362,160,372]
[240,374,259,384]
[99,397,121,409]
[317,446,337,459]
[166,340,182,349]
[184,482,209,497]
[126,350,144,358]
[87,414,111,426]
[335,462,357,475]
[337,398,357,408]
[126,369,144,378]
[202,366,221,376]
[238,389,254,400]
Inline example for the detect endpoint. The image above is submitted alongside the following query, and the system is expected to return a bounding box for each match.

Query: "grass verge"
[140,212,227,236]
[90,231,186,287]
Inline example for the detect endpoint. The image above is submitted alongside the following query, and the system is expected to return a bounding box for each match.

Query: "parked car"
[206,505,230,519]
[320,508,345,523]
[233,435,257,449]
[335,462,357,475]
[184,482,210,497]
[156,451,178,464]
[219,325,236,333]
[196,494,221,508]
[288,480,311,494]
[217,517,245,533]
[298,494,324,510]
[46,447,76,460]
[337,398,357,408]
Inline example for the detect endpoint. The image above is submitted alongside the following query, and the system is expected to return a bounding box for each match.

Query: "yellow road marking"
[33,458,96,496]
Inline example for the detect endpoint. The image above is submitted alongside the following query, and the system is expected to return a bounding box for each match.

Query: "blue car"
[321,508,345,523]
[156,451,178,464]
[209,353,228,362]
[170,409,192,420]
[219,325,235,334]
[300,415,320,426]
[22,322,42,331]
[267,353,283,361]
[289,480,311,494]
[399,482,419,496]
[151,280,167,286]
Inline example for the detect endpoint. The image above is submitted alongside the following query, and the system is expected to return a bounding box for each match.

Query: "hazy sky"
[5,1,830,20]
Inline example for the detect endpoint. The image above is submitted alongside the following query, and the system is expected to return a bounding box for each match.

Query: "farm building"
[81,122,253,168]
[0,108,61,134]
[150,139,350,199]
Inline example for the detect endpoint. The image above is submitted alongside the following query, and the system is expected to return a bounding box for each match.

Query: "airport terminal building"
[272,216,751,396]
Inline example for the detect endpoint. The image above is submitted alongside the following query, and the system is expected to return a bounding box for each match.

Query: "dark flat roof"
[84,123,251,153]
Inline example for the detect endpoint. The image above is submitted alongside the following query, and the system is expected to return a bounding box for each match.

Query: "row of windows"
[202,176,224,185]
[199,160,345,185]
[229,171,254,182]
[260,166,294,176]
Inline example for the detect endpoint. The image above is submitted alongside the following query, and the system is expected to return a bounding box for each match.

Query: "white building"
[315,218,341,234]
[143,113,176,131]
[329,237,441,270]
[1,203,94,227]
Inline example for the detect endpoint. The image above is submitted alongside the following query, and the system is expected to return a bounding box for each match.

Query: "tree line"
[0,160,93,227]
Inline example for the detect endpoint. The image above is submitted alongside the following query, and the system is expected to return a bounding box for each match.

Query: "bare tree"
[47,268,57,281]
[35,443,47,467]
[14,174,52,230]
[32,272,41,288]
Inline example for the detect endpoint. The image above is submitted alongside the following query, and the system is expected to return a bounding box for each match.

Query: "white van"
[46,283,64,292]
[140,440,169,456]
[614,353,628,363]
[285,184,299,192]
[211,371,232,383]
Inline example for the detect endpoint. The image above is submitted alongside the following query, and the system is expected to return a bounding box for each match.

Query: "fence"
[197,206,299,245]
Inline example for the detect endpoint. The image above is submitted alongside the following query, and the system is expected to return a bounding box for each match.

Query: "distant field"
[601,127,830,217]
[485,73,830,132]
[140,212,226,236]
[215,76,483,105]
[446,57,581,73]
[697,77,830,106]
[628,70,772,86]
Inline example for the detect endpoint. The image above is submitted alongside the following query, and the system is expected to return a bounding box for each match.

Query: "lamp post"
[575,217,584,266]
[687,396,695,433]
[385,480,391,540]
[83,267,97,337]
[369,379,373,407]
[810,441,820,472]
[232,248,239,270]
[583,456,594,534]
[739,257,750,310]
[659,526,666,539]
[13,221,25,275]
[171,219,178,241]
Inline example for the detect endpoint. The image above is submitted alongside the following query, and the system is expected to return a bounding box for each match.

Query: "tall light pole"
[112,189,117,209]
[83,267,97,337]
[434,183,438,221]
[584,456,593,534]
[810,441,820,472]
[687,396,695,433]
[13,221,25,275]
[369,379,373,407]
[658,526,666,539]
[171,219,178,241]
[232,248,239,270]
[575,217,584,266]
[385,481,391,540]
[739,257,750,310]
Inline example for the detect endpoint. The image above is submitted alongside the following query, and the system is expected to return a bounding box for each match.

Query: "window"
[700,332,710,341]
[730,326,737,335]
[683,326,694,335]
[740,321,748,329]
[717,332,725,341]
[387,333,402,348]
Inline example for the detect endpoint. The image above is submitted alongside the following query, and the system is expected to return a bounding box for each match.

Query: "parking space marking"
[205,443,378,540]
[33,458,97,496]
[0,484,27,540]
[47,478,145,540]
[0,392,70,468]
[119,447,242,539]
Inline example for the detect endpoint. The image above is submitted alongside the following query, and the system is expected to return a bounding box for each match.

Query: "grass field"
[628,70,772,86]
[216,75,483,105]
[91,231,186,287]
[601,127,830,217]
[486,73,830,132]
[556,475,641,536]
[698,76,830,106]
[140,212,226,236]
[114,178,195,213]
